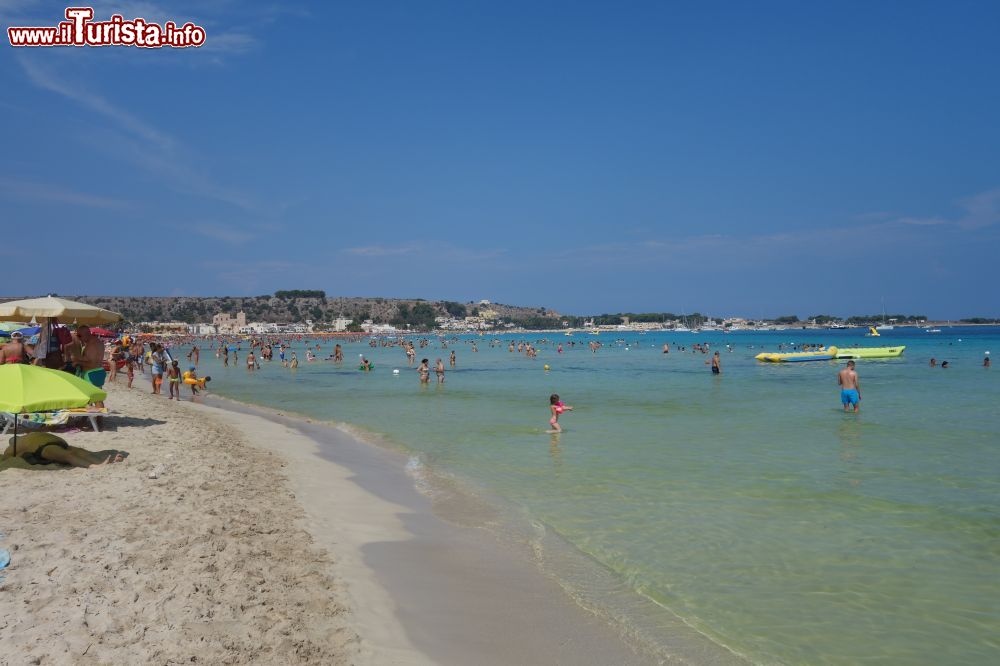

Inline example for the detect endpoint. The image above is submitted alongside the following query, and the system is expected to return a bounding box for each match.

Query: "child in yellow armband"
[182,365,211,399]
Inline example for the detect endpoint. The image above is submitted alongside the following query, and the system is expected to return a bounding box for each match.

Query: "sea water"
[178,327,999,664]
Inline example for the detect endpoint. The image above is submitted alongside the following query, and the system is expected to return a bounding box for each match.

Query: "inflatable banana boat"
[755,346,838,362]
[835,346,905,359]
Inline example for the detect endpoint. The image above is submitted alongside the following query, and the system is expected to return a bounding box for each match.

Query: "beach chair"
[1,408,109,435]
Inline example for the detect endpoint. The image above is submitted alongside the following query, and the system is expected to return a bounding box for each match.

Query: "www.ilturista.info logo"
[8,7,206,48]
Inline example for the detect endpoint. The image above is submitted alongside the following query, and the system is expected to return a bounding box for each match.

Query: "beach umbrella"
[89,327,116,338]
[15,326,41,337]
[0,296,122,326]
[0,364,107,456]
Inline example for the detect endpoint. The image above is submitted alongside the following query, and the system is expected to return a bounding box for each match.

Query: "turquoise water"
[181,328,999,664]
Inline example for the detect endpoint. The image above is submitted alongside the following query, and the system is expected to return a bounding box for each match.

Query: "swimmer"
[985,354,991,368]
[435,358,445,383]
[929,358,936,367]
[418,358,430,384]
[708,351,721,375]
[547,393,573,433]
[837,360,861,413]
[450,350,456,367]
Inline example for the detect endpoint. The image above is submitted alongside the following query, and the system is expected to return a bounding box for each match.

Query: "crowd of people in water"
[4,328,989,431]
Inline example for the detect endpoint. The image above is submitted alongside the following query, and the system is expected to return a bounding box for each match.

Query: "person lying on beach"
[3,432,124,468]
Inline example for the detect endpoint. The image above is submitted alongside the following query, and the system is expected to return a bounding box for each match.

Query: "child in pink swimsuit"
[548,393,573,433]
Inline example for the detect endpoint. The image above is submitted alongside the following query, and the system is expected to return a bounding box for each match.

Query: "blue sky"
[2,1,998,318]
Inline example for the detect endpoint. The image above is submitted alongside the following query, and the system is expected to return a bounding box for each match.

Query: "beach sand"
[0,383,360,665]
[1,380,660,665]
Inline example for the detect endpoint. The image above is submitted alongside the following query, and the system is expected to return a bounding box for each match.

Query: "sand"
[0,383,360,665]
[1,377,662,665]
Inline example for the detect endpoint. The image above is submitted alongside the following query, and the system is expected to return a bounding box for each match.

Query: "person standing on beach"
[70,326,107,406]
[838,360,861,413]
[147,343,167,396]
[167,360,181,400]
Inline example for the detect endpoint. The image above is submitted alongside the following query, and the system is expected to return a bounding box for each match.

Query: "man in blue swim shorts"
[837,360,861,413]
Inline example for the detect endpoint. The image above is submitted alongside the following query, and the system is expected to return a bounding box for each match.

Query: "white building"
[188,323,218,335]
[331,317,353,332]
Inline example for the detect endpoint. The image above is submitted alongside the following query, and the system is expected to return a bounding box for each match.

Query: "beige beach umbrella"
[0,296,122,326]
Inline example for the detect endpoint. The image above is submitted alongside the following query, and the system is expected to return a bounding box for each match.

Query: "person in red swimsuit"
[0,331,30,364]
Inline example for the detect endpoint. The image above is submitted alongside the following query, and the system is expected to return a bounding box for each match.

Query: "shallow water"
[179,327,1000,664]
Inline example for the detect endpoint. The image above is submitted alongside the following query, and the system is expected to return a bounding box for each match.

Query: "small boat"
[926,328,941,333]
[835,346,905,359]
[756,346,838,362]
[866,326,881,337]
[876,298,894,330]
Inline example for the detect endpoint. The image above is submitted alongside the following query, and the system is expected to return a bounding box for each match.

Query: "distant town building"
[188,323,218,335]
[331,317,354,332]
[212,311,246,334]
[361,320,398,334]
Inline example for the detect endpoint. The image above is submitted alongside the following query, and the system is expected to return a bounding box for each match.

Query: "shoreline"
[201,393,749,665]
[1,380,680,664]
[201,395,679,665]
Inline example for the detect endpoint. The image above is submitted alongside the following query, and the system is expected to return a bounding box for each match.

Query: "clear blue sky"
[2,1,998,318]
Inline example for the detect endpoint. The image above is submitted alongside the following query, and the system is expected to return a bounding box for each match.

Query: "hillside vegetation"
[0,294,560,330]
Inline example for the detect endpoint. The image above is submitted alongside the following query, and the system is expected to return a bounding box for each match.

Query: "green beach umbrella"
[0,364,107,456]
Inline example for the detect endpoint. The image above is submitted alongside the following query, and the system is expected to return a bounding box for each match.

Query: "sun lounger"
[1,408,109,435]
